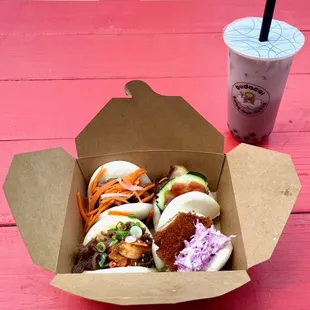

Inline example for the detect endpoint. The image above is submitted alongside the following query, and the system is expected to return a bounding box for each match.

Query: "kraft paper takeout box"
[3,80,301,305]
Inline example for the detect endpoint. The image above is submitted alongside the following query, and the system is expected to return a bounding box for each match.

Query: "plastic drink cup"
[223,17,305,143]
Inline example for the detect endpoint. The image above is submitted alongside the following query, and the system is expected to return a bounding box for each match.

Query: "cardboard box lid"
[3,147,77,273]
[51,271,250,305]
[227,143,301,268]
[75,80,224,158]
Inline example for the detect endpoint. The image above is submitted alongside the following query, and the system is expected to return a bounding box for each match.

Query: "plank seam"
[0,72,309,82]
[1,128,310,142]
[0,223,16,227]
[0,30,309,36]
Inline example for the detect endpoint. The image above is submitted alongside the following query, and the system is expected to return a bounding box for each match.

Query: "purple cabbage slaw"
[175,221,235,272]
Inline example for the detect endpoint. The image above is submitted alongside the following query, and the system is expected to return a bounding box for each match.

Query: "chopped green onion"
[129,226,143,238]
[98,253,107,268]
[109,239,119,247]
[96,242,106,253]
[128,214,137,219]
[130,221,140,228]
[112,234,118,241]
[108,228,117,232]
[116,222,126,230]
[116,230,129,240]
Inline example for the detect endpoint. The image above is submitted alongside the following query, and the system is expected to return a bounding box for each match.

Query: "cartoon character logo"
[236,91,263,109]
[232,83,269,117]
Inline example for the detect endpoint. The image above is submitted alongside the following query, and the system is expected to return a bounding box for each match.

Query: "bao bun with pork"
[87,160,152,200]
[73,215,157,274]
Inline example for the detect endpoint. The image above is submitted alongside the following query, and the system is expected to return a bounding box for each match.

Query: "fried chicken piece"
[154,212,213,271]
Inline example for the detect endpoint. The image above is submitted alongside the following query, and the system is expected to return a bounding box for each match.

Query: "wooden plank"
[0,76,309,141]
[1,133,309,225]
[0,214,309,309]
[0,33,309,81]
[0,1,309,35]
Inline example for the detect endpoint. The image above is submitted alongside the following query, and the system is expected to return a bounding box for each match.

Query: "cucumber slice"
[156,172,208,210]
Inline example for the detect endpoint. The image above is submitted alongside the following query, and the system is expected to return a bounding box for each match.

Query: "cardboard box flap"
[3,148,77,273]
[51,271,250,305]
[227,143,301,268]
[75,80,224,157]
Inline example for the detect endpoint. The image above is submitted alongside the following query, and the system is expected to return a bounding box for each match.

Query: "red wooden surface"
[0,1,310,309]
[0,33,309,80]
[1,76,310,140]
[1,215,309,309]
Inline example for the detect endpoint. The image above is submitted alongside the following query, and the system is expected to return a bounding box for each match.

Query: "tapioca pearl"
[261,134,268,140]
[235,135,242,141]
[249,132,256,137]
[233,129,238,133]
[252,138,258,143]
[243,136,249,141]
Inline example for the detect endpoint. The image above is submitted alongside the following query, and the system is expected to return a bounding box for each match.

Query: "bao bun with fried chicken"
[151,165,234,272]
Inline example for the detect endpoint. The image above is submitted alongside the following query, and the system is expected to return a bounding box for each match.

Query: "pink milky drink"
[223,17,305,143]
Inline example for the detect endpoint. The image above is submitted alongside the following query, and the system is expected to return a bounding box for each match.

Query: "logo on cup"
[232,82,270,116]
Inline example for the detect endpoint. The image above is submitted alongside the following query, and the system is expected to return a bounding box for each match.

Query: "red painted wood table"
[0,1,309,309]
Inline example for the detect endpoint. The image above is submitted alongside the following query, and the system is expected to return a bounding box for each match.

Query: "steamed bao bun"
[152,198,161,231]
[87,160,152,199]
[152,192,233,272]
[83,215,152,245]
[152,192,221,269]
[83,215,157,274]
[83,266,157,274]
[98,203,153,221]
[155,191,220,231]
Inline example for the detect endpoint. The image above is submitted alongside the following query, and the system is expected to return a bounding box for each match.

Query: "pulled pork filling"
[72,223,154,273]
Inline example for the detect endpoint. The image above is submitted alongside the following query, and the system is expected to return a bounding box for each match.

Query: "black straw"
[259,0,276,42]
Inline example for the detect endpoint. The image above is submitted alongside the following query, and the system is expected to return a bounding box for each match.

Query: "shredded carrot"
[123,168,147,184]
[108,210,131,216]
[88,179,118,212]
[137,183,155,195]
[132,190,141,202]
[78,168,156,233]
[141,193,155,203]
[112,197,130,204]
[146,209,154,225]
[86,197,111,215]
[86,201,112,231]
[77,192,88,222]
[83,197,90,213]
[85,214,94,232]
[90,167,106,195]
[105,185,126,193]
